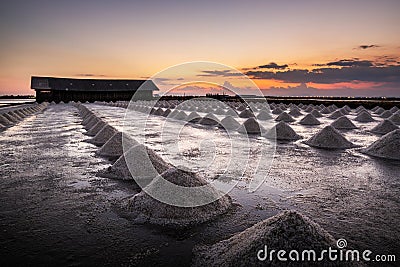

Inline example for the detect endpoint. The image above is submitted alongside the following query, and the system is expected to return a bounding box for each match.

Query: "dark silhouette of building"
[31,76,158,103]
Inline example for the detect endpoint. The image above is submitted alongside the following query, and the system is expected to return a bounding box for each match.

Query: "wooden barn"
[31,76,158,103]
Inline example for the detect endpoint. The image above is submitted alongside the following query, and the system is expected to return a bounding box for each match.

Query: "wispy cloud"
[355,44,380,50]
[257,62,288,69]
[197,70,243,77]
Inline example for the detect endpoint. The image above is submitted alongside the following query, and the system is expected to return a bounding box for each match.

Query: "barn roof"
[31,76,158,92]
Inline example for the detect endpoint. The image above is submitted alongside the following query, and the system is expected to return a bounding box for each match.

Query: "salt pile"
[98,144,171,186]
[331,116,357,129]
[388,114,400,125]
[237,118,265,135]
[89,124,118,146]
[256,110,273,120]
[238,109,255,118]
[310,109,323,118]
[299,113,321,125]
[198,113,220,126]
[370,119,399,135]
[288,108,302,117]
[271,107,283,115]
[192,210,337,267]
[173,111,187,120]
[0,114,12,126]
[362,129,400,160]
[186,112,202,123]
[128,167,232,228]
[85,117,102,130]
[390,106,399,113]
[224,109,236,117]
[275,112,295,122]
[320,107,331,114]
[266,121,301,141]
[162,108,171,117]
[305,125,356,149]
[9,111,22,121]
[3,113,18,123]
[374,107,385,115]
[328,110,344,119]
[354,111,375,122]
[380,110,393,118]
[96,131,139,159]
[214,107,226,115]
[86,120,107,136]
[219,116,240,131]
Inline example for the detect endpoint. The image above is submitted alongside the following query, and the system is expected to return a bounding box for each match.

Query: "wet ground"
[0,103,399,266]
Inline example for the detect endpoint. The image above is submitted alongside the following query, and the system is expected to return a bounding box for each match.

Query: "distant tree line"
[0,95,35,99]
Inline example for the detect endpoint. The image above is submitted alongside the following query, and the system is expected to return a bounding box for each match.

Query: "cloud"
[325,59,374,67]
[262,83,400,97]
[257,62,288,69]
[197,70,243,77]
[246,65,400,84]
[356,44,380,50]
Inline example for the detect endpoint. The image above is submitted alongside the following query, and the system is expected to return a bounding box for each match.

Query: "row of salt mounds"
[299,113,321,125]
[305,126,357,149]
[362,129,400,160]
[0,103,48,127]
[330,116,357,130]
[128,167,232,228]
[266,121,301,141]
[354,110,375,122]
[192,210,342,267]
[370,119,399,135]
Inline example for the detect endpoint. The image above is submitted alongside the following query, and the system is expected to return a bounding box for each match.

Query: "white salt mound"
[238,109,255,118]
[380,110,393,118]
[362,129,400,160]
[305,125,356,149]
[266,121,301,141]
[192,210,338,267]
[98,144,171,186]
[96,131,139,158]
[237,118,265,135]
[288,108,302,117]
[3,113,18,123]
[186,112,201,123]
[275,112,295,122]
[388,114,400,125]
[128,167,232,228]
[370,119,399,135]
[331,116,357,129]
[299,113,321,125]
[354,111,375,122]
[220,116,240,131]
[272,107,283,115]
[328,110,344,119]
[310,109,323,118]
[89,124,118,146]
[0,114,12,126]
[86,120,107,136]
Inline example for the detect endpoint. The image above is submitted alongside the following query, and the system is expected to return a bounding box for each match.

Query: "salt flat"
[0,102,399,266]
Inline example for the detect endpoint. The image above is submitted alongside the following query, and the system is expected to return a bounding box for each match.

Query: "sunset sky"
[0,0,399,96]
